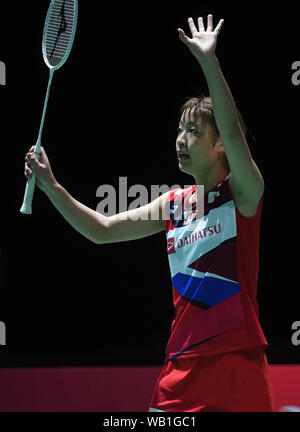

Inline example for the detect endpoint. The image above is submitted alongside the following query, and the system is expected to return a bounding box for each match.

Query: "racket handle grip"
[20,151,40,215]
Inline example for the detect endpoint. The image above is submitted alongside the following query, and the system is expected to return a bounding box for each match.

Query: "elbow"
[93,237,106,245]
[92,216,111,245]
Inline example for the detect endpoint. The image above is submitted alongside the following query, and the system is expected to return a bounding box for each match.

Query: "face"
[176,108,223,177]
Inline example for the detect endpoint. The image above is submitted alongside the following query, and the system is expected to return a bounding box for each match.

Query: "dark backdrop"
[0,1,299,366]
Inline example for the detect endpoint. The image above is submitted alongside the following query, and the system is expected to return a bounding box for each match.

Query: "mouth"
[177,153,190,160]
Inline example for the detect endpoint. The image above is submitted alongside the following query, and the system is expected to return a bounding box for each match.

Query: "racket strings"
[44,0,77,68]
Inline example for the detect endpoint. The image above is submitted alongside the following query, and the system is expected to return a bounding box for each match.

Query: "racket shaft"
[20,146,40,214]
[20,70,53,215]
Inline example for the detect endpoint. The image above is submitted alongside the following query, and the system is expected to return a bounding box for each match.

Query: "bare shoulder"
[229,168,264,218]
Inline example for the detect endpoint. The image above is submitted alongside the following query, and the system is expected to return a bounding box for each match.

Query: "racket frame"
[42,0,79,71]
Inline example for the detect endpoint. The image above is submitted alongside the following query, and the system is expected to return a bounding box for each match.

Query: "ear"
[215,137,225,155]
[216,138,230,171]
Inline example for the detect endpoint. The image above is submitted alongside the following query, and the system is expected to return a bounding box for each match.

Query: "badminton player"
[24,14,275,412]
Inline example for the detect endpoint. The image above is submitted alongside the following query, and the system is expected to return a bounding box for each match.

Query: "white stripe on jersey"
[167,200,236,279]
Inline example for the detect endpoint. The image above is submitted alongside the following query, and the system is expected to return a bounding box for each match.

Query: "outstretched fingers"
[187,17,198,35]
[184,15,224,36]
[207,14,213,32]
[197,17,205,32]
[177,28,191,45]
[178,14,224,47]
[205,14,224,33]
[214,18,224,34]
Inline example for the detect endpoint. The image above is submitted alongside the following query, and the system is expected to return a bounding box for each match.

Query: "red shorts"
[149,348,275,412]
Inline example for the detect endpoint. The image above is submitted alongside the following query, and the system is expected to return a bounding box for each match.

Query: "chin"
[178,165,193,176]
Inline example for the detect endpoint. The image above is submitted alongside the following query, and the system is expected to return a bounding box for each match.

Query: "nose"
[177,129,187,149]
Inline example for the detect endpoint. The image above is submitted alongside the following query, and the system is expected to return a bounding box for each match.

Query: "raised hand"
[178,14,224,62]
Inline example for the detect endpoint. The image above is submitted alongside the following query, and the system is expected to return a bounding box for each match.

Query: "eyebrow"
[179,121,198,127]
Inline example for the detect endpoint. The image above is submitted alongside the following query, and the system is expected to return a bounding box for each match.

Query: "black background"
[0,1,299,367]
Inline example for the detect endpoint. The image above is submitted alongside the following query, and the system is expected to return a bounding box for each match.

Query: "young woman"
[24,15,275,412]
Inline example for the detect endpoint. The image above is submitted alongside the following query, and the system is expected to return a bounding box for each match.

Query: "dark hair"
[179,95,248,172]
[179,95,247,138]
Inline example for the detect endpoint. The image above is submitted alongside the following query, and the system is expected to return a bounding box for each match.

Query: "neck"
[193,165,229,195]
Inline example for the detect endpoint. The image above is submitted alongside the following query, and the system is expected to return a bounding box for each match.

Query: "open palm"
[178,15,224,60]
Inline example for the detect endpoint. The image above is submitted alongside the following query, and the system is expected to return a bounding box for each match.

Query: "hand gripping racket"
[20,0,78,214]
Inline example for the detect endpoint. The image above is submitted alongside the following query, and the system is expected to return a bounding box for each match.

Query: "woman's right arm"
[25,147,168,244]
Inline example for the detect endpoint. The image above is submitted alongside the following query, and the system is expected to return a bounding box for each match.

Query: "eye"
[189,127,198,134]
[177,127,182,134]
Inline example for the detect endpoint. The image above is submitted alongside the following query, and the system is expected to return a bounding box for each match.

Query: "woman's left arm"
[178,15,264,216]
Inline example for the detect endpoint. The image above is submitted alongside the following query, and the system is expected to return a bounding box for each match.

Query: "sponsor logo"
[167,237,176,255]
[167,224,221,254]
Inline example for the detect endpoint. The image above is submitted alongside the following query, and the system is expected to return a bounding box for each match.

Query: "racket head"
[42,0,78,70]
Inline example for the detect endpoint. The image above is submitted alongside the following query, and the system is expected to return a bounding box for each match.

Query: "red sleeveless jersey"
[164,175,268,361]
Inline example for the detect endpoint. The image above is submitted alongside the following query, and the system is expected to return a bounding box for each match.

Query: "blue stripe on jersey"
[172,273,240,307]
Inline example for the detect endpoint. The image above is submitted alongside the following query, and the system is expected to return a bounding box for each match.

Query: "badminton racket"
[20,0,78,214]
